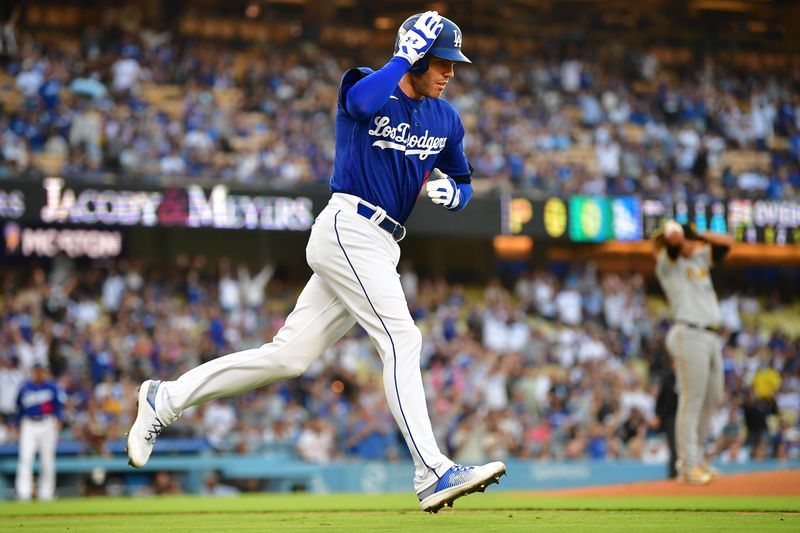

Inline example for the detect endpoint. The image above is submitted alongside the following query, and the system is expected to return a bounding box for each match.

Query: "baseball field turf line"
[1,493,798,516]
[2,510,798,533]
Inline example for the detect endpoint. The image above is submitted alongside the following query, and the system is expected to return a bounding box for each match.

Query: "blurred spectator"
[200,471,240,497]
[203,400,238,452]
[0,20,797,197]
[137,471,182,496]
[0,7,20,58]
[296,417,335,464]
[0,356,25,420]
[111,49,144,94]
[641,437,670,466]
[654,368,678,478]
[0,258,796,469]
[346,406,396,460]
[555,278,582,326]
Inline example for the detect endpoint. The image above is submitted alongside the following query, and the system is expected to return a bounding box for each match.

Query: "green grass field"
[2,492,798,532]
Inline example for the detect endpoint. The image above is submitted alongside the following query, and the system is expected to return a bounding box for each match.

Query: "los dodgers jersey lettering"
[16,381,65,421]
[331,67,471,224]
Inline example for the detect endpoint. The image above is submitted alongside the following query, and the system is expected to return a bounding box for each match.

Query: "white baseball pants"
[666,324,724,469]
[16,417,58,501]
[157,193,453,491]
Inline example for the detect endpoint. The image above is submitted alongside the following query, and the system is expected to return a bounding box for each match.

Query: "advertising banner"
[2,222,123,259]
[37,178,316,231]
[0,178,797,244]
[642,198,729,238]
[728,199,800,245]
[0,188,25,220]
[611,197,643,241]
[569,196,613,242]
[503,196,569,241]
[0,178,502,237]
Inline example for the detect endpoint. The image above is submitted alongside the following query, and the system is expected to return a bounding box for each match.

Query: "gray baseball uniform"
[656,244,724,471]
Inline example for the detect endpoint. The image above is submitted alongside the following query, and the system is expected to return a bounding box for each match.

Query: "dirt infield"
[541,470,800,497]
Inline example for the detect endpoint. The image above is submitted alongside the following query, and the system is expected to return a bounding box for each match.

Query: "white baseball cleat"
[126,380,166,468]
[418,461,507,513]
[678,465,713,485]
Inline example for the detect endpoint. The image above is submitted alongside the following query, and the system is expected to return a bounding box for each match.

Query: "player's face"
[33,367,47,383]
[411,56,456,99]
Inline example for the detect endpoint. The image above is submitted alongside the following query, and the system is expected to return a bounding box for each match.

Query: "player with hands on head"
[654,220,734,485]
[127,11,504,514]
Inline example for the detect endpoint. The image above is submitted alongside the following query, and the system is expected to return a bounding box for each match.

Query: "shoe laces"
[145,419,165,442]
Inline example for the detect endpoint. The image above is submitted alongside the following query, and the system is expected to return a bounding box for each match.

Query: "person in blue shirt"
[127,11,505,513]
[15,362,64,501]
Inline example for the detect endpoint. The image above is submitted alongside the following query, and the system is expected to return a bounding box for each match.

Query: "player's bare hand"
[426,168,460,209]
[395,11,444,66]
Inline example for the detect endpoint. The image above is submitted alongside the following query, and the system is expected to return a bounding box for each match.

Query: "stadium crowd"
[0,257,798,470]
[1,13,799,198]
[1,5,799,494]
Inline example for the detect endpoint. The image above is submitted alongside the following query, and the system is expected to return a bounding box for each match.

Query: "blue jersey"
[331,65,471,224]
[16,381,64,423]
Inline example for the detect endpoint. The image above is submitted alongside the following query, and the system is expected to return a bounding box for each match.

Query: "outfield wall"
[302,459,799,494]
[2,454,798,498]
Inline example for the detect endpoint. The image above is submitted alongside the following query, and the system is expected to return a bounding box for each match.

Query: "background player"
[15,362,64,501]
[654,220,734,484]
[127,11,506,513]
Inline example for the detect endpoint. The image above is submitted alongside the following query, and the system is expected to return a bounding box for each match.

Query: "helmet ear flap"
[409,57,429,74]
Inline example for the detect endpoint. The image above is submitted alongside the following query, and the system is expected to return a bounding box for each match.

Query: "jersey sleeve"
[338,57,411,120]
[434,115,471,181]
[55,384,66,421]
[337,67,374,112]
[655,248,676,281]
[710,242,731,265]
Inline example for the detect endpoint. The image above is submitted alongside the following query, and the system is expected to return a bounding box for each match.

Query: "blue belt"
[356,203,406,242]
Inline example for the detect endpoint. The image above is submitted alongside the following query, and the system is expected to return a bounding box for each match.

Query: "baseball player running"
[127,11,506,512]
[15,362,64,501]
[654,221,733,484]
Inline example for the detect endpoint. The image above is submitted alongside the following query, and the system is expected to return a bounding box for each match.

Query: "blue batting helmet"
[394,14,471,74]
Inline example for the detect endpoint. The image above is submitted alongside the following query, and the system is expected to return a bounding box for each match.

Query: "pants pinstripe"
[666,324,724,469]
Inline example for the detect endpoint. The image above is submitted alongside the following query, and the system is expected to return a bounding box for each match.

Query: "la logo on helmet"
[453,30,462,48]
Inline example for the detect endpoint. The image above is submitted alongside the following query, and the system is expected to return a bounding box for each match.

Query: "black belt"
[356,202,406,242]
[678,321,718,334]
